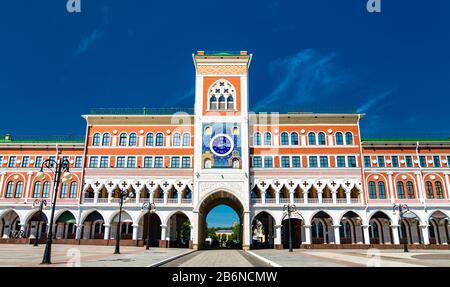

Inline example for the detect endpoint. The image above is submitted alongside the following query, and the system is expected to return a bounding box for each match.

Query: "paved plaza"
[249,249,450,267]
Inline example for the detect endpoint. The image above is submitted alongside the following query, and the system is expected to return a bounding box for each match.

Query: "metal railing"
[89,107,195,116]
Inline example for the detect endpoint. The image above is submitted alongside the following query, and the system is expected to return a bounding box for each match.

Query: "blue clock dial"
[210,134,234,157]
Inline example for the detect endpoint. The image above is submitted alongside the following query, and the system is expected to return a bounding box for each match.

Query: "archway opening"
[311,211,333,244]
[139,213,161,247]
[0,210,21,238]
[281,213,304,249]
[198,191,244,250]
[369,211,392,244]
[428,211,450,245]
[340,211,364,244]
[55,211,76,239]
[26,210,48,240]
[251,211,275,249]
[110,211,133,240]
[82,211,105,240]
[167,212,191,248]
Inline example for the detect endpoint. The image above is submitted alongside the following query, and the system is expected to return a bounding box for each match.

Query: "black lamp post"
[36,157,71,264]
[393,203,410,252]
[142,201,156,250]
[32,199,47,247]
[114,189,134,254]
[283,204,296,252]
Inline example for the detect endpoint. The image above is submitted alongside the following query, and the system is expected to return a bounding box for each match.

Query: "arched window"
[14,181,23,198]
[312,221,324,238]
[61,183,68,198]
[182,133,191,146]
[370,221,379,239]
[318,132,326,145]
[340,222,351,238]
[251,190,258,199]
[254,132,261,146]
[146,133,154,146]
[290,132,299,145]
[426,181,434,199]
[102,133,110,146]
[5,181,14,198]
[155,133,164,146]
[210,96,217,110]
[172,133,181,146]
[378,182,386,199]
[406,181,415,199]
[227,96,234,110]
[435,181,443,199]
[33,182,41,198]
[345,132,354,145]
[204,159,211,169]
[208,79,236,111]
[184,189,192,199]
[335,132,344,145]
[42,181,50,198]
[397,182,405,199]
[263,132,272,146]
[92,133,101,146]
[119,133,128,146]
[369,181,376,199]
[70,182,77,198]
[308,132,316,145]
[129,133,137,146]
[218,95,226,109]
[280,132,289,145]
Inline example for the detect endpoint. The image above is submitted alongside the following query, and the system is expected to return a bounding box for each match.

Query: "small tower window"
[208,79,236,111]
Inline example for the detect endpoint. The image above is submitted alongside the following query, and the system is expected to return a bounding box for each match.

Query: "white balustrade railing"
[265,198,276,204]
[279,198,290,204]
[251,198,262,204]
[336,198,347,204]
[83,198,94,203]
[181,199,192,204]
[308,198,319,204]
[167,198,178,204]
[322,198,333,204]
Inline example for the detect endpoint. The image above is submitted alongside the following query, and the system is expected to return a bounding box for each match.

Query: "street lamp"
[114,189,134,254]
[36,157,71,264]
[283,204,296,252]
[141,201,156,250]
[393,203,410,252]
[31,199,47,247]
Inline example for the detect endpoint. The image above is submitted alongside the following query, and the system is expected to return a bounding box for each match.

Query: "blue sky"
[0,1,449,224]
[207,205,239,228]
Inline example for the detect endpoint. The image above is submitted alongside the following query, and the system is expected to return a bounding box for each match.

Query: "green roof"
[363,138,450,142]
[199,51,246,56]
[88,107,194,115]
[0,135,85,144]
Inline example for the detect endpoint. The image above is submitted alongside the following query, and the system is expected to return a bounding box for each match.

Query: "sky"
[206,205,239,228]
[1,1,449,225]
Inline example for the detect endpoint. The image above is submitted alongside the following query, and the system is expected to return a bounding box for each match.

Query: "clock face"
[210,134,234,157]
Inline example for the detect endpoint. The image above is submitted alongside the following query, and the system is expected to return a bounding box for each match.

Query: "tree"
[231,222,240,241]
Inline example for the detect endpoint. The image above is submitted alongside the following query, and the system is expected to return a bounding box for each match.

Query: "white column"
[103,224,110,240]
[300,135,306,146]
[420,224,430,245]
[243,211,250,249]
[318,189,323,204]
[333,225,341,244]
[132,224,139,240]
[261,190,266,204]
[303,190,308,204]
[135,190,141,203]
[107,191,113,204]
[332,191,337,204]
[444,172,450,199]
[289,191,294,204]
[303,225,311,244]
[415,172,425,203]
[25,172,33,202]
[274,224,282,246]
[387,172,395,203]
[75,224,82,240]
[275,191,280,205]
[163,191,168,204]
[165,135,171,147]
[177,190,182,204]
[138,135,144,147]
[362,225,371,244]
[161,225,167,240]
[345,190,351,204]
[94,191,99,204]
[391,225,400,244]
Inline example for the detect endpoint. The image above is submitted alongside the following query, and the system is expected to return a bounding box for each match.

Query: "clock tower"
[192,51,252,249]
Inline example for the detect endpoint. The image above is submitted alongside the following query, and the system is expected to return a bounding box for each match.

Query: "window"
[210,95,217,110]
[406,181,415,199]
[5,182,14,198]
[264,156,273,168]
[364,156,371,168]
[61,183,68,198]
[102,133,110,146]
[70,182,77,198]
[208,79,236,111]
[129,133,137,146]
[391,156,399,168]
[171,157,180,168]
[143,157,153,168]
[335,132,344,145]
[227,96,234,110]
[448,156,450,167]
[218,95,226,109]
[119,133,128,146]
[436,181,443,199]
[127,157,136,168]
[8,156,16,168]
[89,157,99,168]
[433,156,441,168]
[22,156,30,168]
[318,132,326,145]
[281,156,290,168]
[253,156,262,168]
[35,156,43,168]
[173,133,181,146]
[75,156,83,168]
[292,156,301,168]
[100,156,109,168]
[291,133,299,145]
[42,181,50,198]
[308,132,316,145]
[309,156,318,168]
[405,156,413,168]
[345,132,353,145]
[378,182,386,199]
[182,157,191,168]
[0,156,2,167]
[263,132,272,146]
[155,133,164,146]
[397,182,405,199]
[154,157,164,168]
[426,181,434,198]
[337,156,346,168]
[419,156,427,168]
[182,133,191,146]
[347,156,357,168]
[33,182,41,198]
[146,133,154,146]
[92,133,101,146]
[15,182,23,198]
[280,132,289,145]
[377,156,385,168]
[116,156,126,168]
[48,156,56,167]
[319,156,329,167]
[253,132,261,146]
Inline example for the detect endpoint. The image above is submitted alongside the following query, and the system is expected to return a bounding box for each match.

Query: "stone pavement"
[0,244,192,267]
[249,249,450,267]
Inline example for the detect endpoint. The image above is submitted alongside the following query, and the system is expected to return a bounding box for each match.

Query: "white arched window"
[173,133,181,146]
[119,133,128,146]
[146,133,154,146]
[208,79,236,111]
[182,133,191,146]
[345,132,354,145]
[102,133,110,146]
[254,132,261,146]
[129,133,137,146]
[92,133,101,146]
